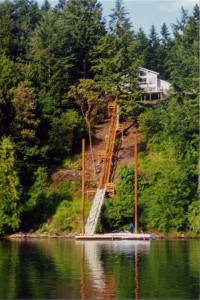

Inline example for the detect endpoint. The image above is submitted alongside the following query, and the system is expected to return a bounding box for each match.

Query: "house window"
[139,70,147,76]
[139,78,147,83]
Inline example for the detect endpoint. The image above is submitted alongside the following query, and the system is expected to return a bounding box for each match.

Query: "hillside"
[54,117,137,192]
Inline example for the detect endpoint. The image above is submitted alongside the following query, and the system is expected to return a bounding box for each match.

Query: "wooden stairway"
[84,102,123,235]
[84,188,106,235]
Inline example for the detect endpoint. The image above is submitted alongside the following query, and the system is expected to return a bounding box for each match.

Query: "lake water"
[0,238,199,299]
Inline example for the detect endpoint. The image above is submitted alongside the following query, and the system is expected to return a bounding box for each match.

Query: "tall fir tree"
[92,0,141,118]
[135,27,150,68]
[64,0,106,79]
[146,25,161,72]
[168,5,199,93]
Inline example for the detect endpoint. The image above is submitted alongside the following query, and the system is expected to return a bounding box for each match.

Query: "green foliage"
[92,0,142,118]
[99,165,134,232]
[187,198,200,234]
[0,137,21,233]
[0,0,198,234]
[49,200,81,232]
[139,149,191,232]
[48,109,86,162]
[138,96,198,232]
[64,0,106,79]
[11,80,40,141]
[168,5,199,94]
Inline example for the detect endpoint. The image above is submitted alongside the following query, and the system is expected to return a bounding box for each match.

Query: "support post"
[134,134,138,233]
[82,139,85,235]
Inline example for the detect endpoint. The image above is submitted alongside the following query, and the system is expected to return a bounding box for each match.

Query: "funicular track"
[85,102,123,235]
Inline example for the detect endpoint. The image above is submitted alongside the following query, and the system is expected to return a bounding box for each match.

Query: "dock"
[75,232,152,241]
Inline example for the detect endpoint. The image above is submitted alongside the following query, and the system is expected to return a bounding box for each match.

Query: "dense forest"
[0,0,199,235]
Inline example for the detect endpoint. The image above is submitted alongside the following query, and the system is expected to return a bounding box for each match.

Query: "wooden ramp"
[84,188,106,235]
[76,232,152,241]
[84,102,123,235]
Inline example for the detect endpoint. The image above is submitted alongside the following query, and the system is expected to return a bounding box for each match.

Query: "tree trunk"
[88,123,96,174]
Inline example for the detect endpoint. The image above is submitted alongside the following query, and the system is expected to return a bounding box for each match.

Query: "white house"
[138,67,171,100]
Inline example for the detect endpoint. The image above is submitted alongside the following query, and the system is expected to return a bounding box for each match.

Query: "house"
[138,67,171,100]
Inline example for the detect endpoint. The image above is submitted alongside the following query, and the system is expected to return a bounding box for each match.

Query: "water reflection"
[0,239,199,299]
[76,240,151,299]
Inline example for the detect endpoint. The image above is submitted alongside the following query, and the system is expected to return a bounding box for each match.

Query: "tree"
[41,0,51,12]
[12,0,41,59]
[146,25,161,72]
[0,137,21,233]
[29,10,74,99]
[11,80,43,183]
[99,165,134,232]
[159,23,173,79]
[138,95,198,232]
[11,80,40,141]
[135,27,149,68]
[64,0,106,79]
[160,23,171,46]
[0,0,16,57]
[172,6,189,38]
[139,148,191,232]
[92,0,141,118]
[168,5,199,94]
[69,79,105,172]
[48,109,86,162]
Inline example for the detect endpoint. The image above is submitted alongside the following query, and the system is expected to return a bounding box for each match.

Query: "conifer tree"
[168,5,199,93]
[146,25,161,72]
[0,137,21,233]
[135,27,149,68]
[64,0,106,79]
[92,0,141,117]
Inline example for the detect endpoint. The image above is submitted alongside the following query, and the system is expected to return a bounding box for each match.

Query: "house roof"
[139,67,159,75]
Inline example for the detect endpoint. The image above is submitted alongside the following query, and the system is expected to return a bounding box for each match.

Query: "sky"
[99,0,198,35]
[41,0,198,35]
[0,0,198,35]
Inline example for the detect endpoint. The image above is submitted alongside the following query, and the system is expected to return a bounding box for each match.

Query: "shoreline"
[1,231,200,240]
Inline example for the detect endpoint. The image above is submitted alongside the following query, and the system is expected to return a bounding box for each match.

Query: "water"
[0,238,199,299]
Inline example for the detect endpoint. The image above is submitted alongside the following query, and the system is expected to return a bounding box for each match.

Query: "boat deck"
[75,232,152,240]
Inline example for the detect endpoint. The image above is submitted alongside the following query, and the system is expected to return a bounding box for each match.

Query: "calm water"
[0,238,199,299]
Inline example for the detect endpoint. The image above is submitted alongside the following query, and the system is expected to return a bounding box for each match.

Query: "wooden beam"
[82,139,85,235]
[134,134,138,234]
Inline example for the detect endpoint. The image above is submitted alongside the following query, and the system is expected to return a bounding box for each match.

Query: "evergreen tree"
[54,0,66,12]
[11,80,43,184]
[0,1,16,58]
[135,27,149,68]
[41,0,51,12]
[146,25,161,72]
[172,6,189,38]
[0,137,21,233]
[159,23,173,79]
[64,0,106,79]
[13,0,41,59]
[168,5,199,93]
[92,0,141,118]
[160,23,171,46]
[30,10,74,99]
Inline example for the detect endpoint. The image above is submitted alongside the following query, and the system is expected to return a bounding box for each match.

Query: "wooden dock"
[75,232,152,241]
